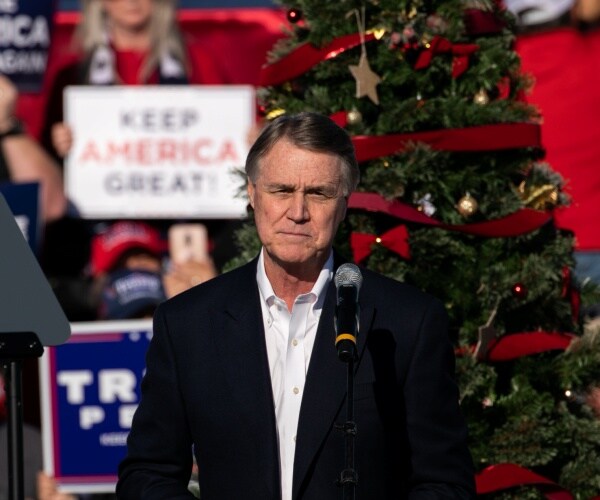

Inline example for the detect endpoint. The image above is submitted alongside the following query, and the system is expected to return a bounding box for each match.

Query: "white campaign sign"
[64,85,254,219]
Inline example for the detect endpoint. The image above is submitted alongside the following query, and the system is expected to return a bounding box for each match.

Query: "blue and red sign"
[40,320,153,493]
[0,0,55,92]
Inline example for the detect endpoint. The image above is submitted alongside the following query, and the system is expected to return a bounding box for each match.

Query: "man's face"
[248,139,348,272]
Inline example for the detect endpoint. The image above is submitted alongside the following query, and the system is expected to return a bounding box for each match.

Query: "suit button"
[293,387,300,395]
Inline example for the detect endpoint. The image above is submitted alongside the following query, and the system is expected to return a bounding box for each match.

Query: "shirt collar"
[256,249,334,309]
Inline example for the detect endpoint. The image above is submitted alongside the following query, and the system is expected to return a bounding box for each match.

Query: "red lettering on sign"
[78,139,242,165]
[218,140,239,163]
[78,141,102,162]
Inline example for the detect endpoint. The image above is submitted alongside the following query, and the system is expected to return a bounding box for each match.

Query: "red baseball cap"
[90,221,167,276]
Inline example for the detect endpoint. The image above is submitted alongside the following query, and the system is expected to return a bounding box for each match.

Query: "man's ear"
[247,182,255,209]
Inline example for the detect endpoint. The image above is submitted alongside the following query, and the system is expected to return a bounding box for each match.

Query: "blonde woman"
[38,0,223,324]
[43,0,192,159]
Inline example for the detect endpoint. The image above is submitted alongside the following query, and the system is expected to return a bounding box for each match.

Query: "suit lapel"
[292,275,374,498]
[211,260,280,498]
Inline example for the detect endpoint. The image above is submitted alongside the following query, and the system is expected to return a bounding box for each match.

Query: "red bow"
[351,225,411,263]
[414,36,479,78]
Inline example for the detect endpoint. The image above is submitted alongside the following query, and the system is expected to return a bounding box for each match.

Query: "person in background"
[42,219,168,322]
[573,0,600,25]
[90,221,167,278]
[35,222,211,500]
[505,0,600,30]
[98,268,167,320]
[37,472,78,500]
[0,75,67,223]
[506,0,600,322]
[42,0,200,160]
[38,0,224,321]
[0,72,67,488]
[91,220,216,310]
[89,220,162,308]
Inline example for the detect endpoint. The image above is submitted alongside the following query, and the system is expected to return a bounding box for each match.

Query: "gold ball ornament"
[457,192,478,217]
[473,89,490,106]
[347,108,363,125]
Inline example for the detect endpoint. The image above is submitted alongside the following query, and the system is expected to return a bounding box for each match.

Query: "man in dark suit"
[117,112,475,499]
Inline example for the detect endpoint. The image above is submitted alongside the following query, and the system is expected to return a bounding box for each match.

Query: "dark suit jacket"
[117,258,475,499]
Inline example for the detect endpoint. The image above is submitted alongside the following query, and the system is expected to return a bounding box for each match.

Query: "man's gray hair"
[245,112,360,196]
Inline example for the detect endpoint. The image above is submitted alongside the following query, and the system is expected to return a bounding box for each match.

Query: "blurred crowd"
[2,0,244,325]
[1,0,600,498]
[3,0,599,324]
[507,0,600,325]
[1,0,239,498]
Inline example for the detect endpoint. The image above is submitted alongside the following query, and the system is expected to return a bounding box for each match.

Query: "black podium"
[0,194,70,499]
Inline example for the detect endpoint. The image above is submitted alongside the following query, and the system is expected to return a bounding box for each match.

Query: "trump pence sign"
[40,320,154,493]
[64,85,254,219]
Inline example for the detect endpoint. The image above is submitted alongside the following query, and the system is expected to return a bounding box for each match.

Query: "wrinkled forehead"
[259,136,344,170]
[257,141,344,183]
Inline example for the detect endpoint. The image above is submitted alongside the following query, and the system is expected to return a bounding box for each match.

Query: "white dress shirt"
[256,249,334,500]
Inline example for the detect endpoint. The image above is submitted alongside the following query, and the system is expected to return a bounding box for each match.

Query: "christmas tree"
[229,0,600,496]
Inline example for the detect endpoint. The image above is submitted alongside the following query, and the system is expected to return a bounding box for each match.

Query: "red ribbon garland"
[456,331,575,360]
[348,192,552,237]
[351,123,542,162]
[350,225,411,263]
[258,11,504,87]
[487,331,575,362]
[259,32,376,86]
[414,35,479,78]
[476,463,574,499]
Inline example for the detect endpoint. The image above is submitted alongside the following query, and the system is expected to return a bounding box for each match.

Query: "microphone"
[334,263,363,362]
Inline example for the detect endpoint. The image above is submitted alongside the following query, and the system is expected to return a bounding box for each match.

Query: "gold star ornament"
[349,52,382,105]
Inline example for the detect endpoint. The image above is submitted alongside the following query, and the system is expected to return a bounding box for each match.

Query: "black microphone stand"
[336,342,358,499]
[334,265,362,499]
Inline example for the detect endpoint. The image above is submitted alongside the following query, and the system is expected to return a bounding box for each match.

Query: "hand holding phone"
[168,223,209,265]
